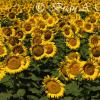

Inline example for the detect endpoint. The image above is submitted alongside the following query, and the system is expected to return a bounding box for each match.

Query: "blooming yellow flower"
[88,34,100,48]
[44,42,57,58]
[5,55,30,74]
[43,75,65,99]
[82,60,99,80]
[66,36,80,50]
[30,45,45,60]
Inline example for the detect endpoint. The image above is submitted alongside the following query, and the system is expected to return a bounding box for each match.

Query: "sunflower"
[0,27,15,39]
[62,25,74,38]
[22,21,33,34]
[46,15,57,27]
[36,18,47,31]
[58,61,69,80]
[43,75,65,99]
[0,67,6,81]
[31,35,43,46]
[7,11,16,20]
[65,51,80,61]
[7,36,20,47]
[83,22,93,33]
[27,15,36,27]
[89,46,100,60]
[82,60,99,80]
[85,15,98,24]
[42,11,50,20]
[5,55,30,74]
[88,34,100,48]
[30,45,45,60]
[66,60,84,80]
[73,18,84,28]
[11,44,27,56]
[42,30,54,42]
[14,28,26,41]
[66,36,80,50]
[44,42,57,58]
[70,23,80,34]
[0,42,7,58]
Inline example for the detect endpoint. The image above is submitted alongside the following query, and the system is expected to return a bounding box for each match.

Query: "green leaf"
[66,81,81,96]
[0,93,12,100]
[27,95,39,100]
[16,89,26,97]
[29,88,40,94]
[40,96,49,100]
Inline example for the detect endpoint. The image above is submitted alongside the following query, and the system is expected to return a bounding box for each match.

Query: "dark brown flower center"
[45,44,53,54]
[13,45,24,54]
[83,63,95,75]
[9,37,19,46]
[64,27,70,35]
[33,36,42,45]
[70,63,80,75]
[68,38,77,46]
[7,56,21,70]
[32,45,44,57]
[46,81,61,94]
[91,36,98,44]
[9,12,16,19]
[2,28,12,36]
[24,23,32,31]
[92,46,100,57]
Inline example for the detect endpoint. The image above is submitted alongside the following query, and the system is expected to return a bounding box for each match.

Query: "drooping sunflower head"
[31,45,45,60]
[44,42,57,58]
[59,61,69,80]
[66,36,80,50]
[82,60,99,80]
[43,75,65,99]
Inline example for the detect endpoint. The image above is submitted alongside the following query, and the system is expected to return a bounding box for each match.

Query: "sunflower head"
[66,52,80,61]
[43,75,65,99]
[66,36,80,50]
[31,45,45,60]
[89,35,99,47]
[66,60,83,80]
[8,36,19,47]
[90,46,100,59]
[82,60,99,80]
[44,42,57,58]
[5,55,30,74]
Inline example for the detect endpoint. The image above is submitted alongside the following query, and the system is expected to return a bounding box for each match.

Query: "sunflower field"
[0,0,100,100]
